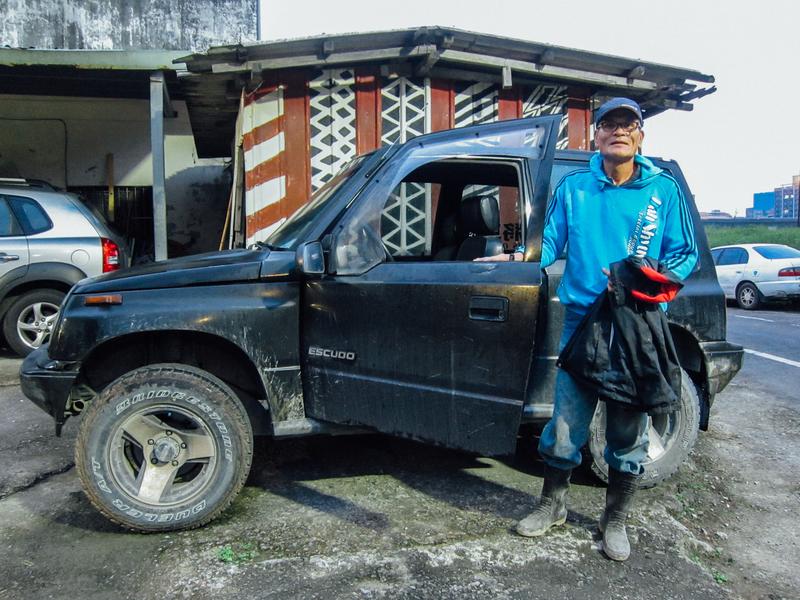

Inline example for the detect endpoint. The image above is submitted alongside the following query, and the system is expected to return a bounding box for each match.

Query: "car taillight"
[778,267,800,277]
[102,238,120,273]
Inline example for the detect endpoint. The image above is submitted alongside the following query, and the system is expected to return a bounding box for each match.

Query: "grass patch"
[217,542,256,565]
[704,225,800,249]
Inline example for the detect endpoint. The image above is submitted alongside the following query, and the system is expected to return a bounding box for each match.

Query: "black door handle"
[469,296,509,322]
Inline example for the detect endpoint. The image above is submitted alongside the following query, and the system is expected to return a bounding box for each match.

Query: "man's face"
[594,109,644,164]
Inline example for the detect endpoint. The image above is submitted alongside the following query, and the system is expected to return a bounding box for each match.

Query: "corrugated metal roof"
[0,48,187,100]
[179,26,714,87]
[175,26,716,157]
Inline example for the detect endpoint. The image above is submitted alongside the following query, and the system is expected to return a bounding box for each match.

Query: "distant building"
[774,176,800,220]
[746,191,775,218]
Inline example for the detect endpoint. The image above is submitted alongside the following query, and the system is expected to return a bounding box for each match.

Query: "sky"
[259,0,799,214]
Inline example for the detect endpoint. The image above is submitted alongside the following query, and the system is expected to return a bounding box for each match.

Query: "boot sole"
[515,515,567,538]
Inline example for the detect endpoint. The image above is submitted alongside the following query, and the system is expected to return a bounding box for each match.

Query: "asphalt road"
[0,306,798,600]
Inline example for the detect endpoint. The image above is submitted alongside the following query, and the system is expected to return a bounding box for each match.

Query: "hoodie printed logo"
[629,196,662,258]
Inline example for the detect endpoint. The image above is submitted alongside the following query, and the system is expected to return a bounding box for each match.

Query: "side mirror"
[296,241,325,275]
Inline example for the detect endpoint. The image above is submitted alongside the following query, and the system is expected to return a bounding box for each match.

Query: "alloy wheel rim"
[16,301,60,349]
[108,404,218,507]
[739,286,756,307]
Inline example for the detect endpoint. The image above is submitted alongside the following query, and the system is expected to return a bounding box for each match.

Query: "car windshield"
[753,245,800,260]
[265,155,371,250]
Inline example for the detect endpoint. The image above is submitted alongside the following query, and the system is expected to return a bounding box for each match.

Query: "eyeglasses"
[597,120,642,134]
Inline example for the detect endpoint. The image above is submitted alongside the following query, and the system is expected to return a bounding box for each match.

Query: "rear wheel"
[2,289,65,357]
[736,282,761,310]
[588,370,700,488]
[75,364,253,532]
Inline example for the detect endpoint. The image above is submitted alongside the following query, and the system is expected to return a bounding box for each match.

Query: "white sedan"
[710,243,800,309]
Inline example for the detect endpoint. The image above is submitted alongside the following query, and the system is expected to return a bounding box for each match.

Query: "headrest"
[459,196,499,235]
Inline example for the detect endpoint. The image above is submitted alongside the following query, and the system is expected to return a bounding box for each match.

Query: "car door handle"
[469,296,509,322]
[0,253,20,262]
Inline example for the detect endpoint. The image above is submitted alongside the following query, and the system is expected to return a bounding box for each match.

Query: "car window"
[710,248,722,264]
[717,248,748,266]
[7,195,52,234]
[0,197,24,236]
[753,245,800,260]
[334,158,524,274]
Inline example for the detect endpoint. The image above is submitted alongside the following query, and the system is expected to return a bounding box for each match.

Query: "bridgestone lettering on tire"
[75,364,253,532]
[588,369,700,488]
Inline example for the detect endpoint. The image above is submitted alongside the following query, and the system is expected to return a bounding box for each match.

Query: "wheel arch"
[669,323,710,431]
[77,330,272,434]
[0,279,73,322]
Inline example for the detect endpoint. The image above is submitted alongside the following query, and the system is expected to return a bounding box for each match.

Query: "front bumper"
[700,340,744,398]
[20,345,80,436]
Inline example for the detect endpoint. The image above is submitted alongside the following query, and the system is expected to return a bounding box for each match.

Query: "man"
[502,98,698,561]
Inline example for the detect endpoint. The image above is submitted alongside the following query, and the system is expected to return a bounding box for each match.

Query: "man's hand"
[474,253,522,262]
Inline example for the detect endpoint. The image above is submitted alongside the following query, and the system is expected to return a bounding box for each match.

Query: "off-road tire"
[75,364,253,532]
[736,282,761,311]
[2,288,65,357]
[588,369,700,488]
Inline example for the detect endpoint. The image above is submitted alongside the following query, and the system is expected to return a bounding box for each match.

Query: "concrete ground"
[1,306,798,599]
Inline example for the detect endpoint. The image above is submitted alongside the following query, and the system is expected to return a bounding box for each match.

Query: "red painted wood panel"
[280,69,312,217]
[355,67,381,153]
[429,79,454,131]
[566,87,592,150]
[498,87,521,121]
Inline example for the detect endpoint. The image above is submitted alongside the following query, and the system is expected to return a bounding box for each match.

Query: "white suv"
[0,179,128,356]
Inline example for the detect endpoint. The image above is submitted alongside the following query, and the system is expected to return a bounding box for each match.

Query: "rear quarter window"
[7,195,52,235]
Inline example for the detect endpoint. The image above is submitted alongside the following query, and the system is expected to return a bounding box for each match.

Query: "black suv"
[21,116,742,532]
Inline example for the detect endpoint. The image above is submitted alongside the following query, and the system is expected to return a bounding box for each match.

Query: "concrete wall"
[1,0,257,51]
[0,94,229,253]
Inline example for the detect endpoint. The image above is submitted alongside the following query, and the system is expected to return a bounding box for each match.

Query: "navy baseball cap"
[594,97,643,126]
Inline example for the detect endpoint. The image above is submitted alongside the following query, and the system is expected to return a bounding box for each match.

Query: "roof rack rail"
[0,178,56,190]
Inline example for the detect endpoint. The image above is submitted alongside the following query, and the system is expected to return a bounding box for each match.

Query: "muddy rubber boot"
[599,468,642,561]
[516,465,572,537]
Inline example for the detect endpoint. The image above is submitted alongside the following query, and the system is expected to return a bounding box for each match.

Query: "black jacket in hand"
[557,256,684,415]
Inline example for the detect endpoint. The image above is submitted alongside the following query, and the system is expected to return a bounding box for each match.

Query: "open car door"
[301,115,560,455]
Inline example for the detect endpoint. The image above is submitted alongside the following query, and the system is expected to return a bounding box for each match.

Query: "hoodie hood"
[589,152,663,189]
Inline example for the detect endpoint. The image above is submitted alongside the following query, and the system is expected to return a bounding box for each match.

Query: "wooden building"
[177,27,716,247]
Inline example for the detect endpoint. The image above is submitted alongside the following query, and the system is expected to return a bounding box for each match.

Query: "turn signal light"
[778,267,800,277]
[102,238,120,273]
[84,294,123,306]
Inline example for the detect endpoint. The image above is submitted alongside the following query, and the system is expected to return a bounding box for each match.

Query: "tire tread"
[75,363,253,533]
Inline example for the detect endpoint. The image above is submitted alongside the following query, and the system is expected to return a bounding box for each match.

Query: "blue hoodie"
[541,152,698,314]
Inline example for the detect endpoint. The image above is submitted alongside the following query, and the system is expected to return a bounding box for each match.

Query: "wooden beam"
[355,67,382,153]
[566,88,592,151]
[429,79,453,131]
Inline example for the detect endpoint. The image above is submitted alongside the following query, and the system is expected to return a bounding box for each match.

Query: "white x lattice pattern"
[380,77,430,145]
[522,84,569,149]
[454,82,499,128]
[309,69,357,191]
[379,77,432,255]
[381,182,431,256]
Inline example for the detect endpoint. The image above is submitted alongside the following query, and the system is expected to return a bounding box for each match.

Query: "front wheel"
[75,364,253,532]
[588,370,700,488]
